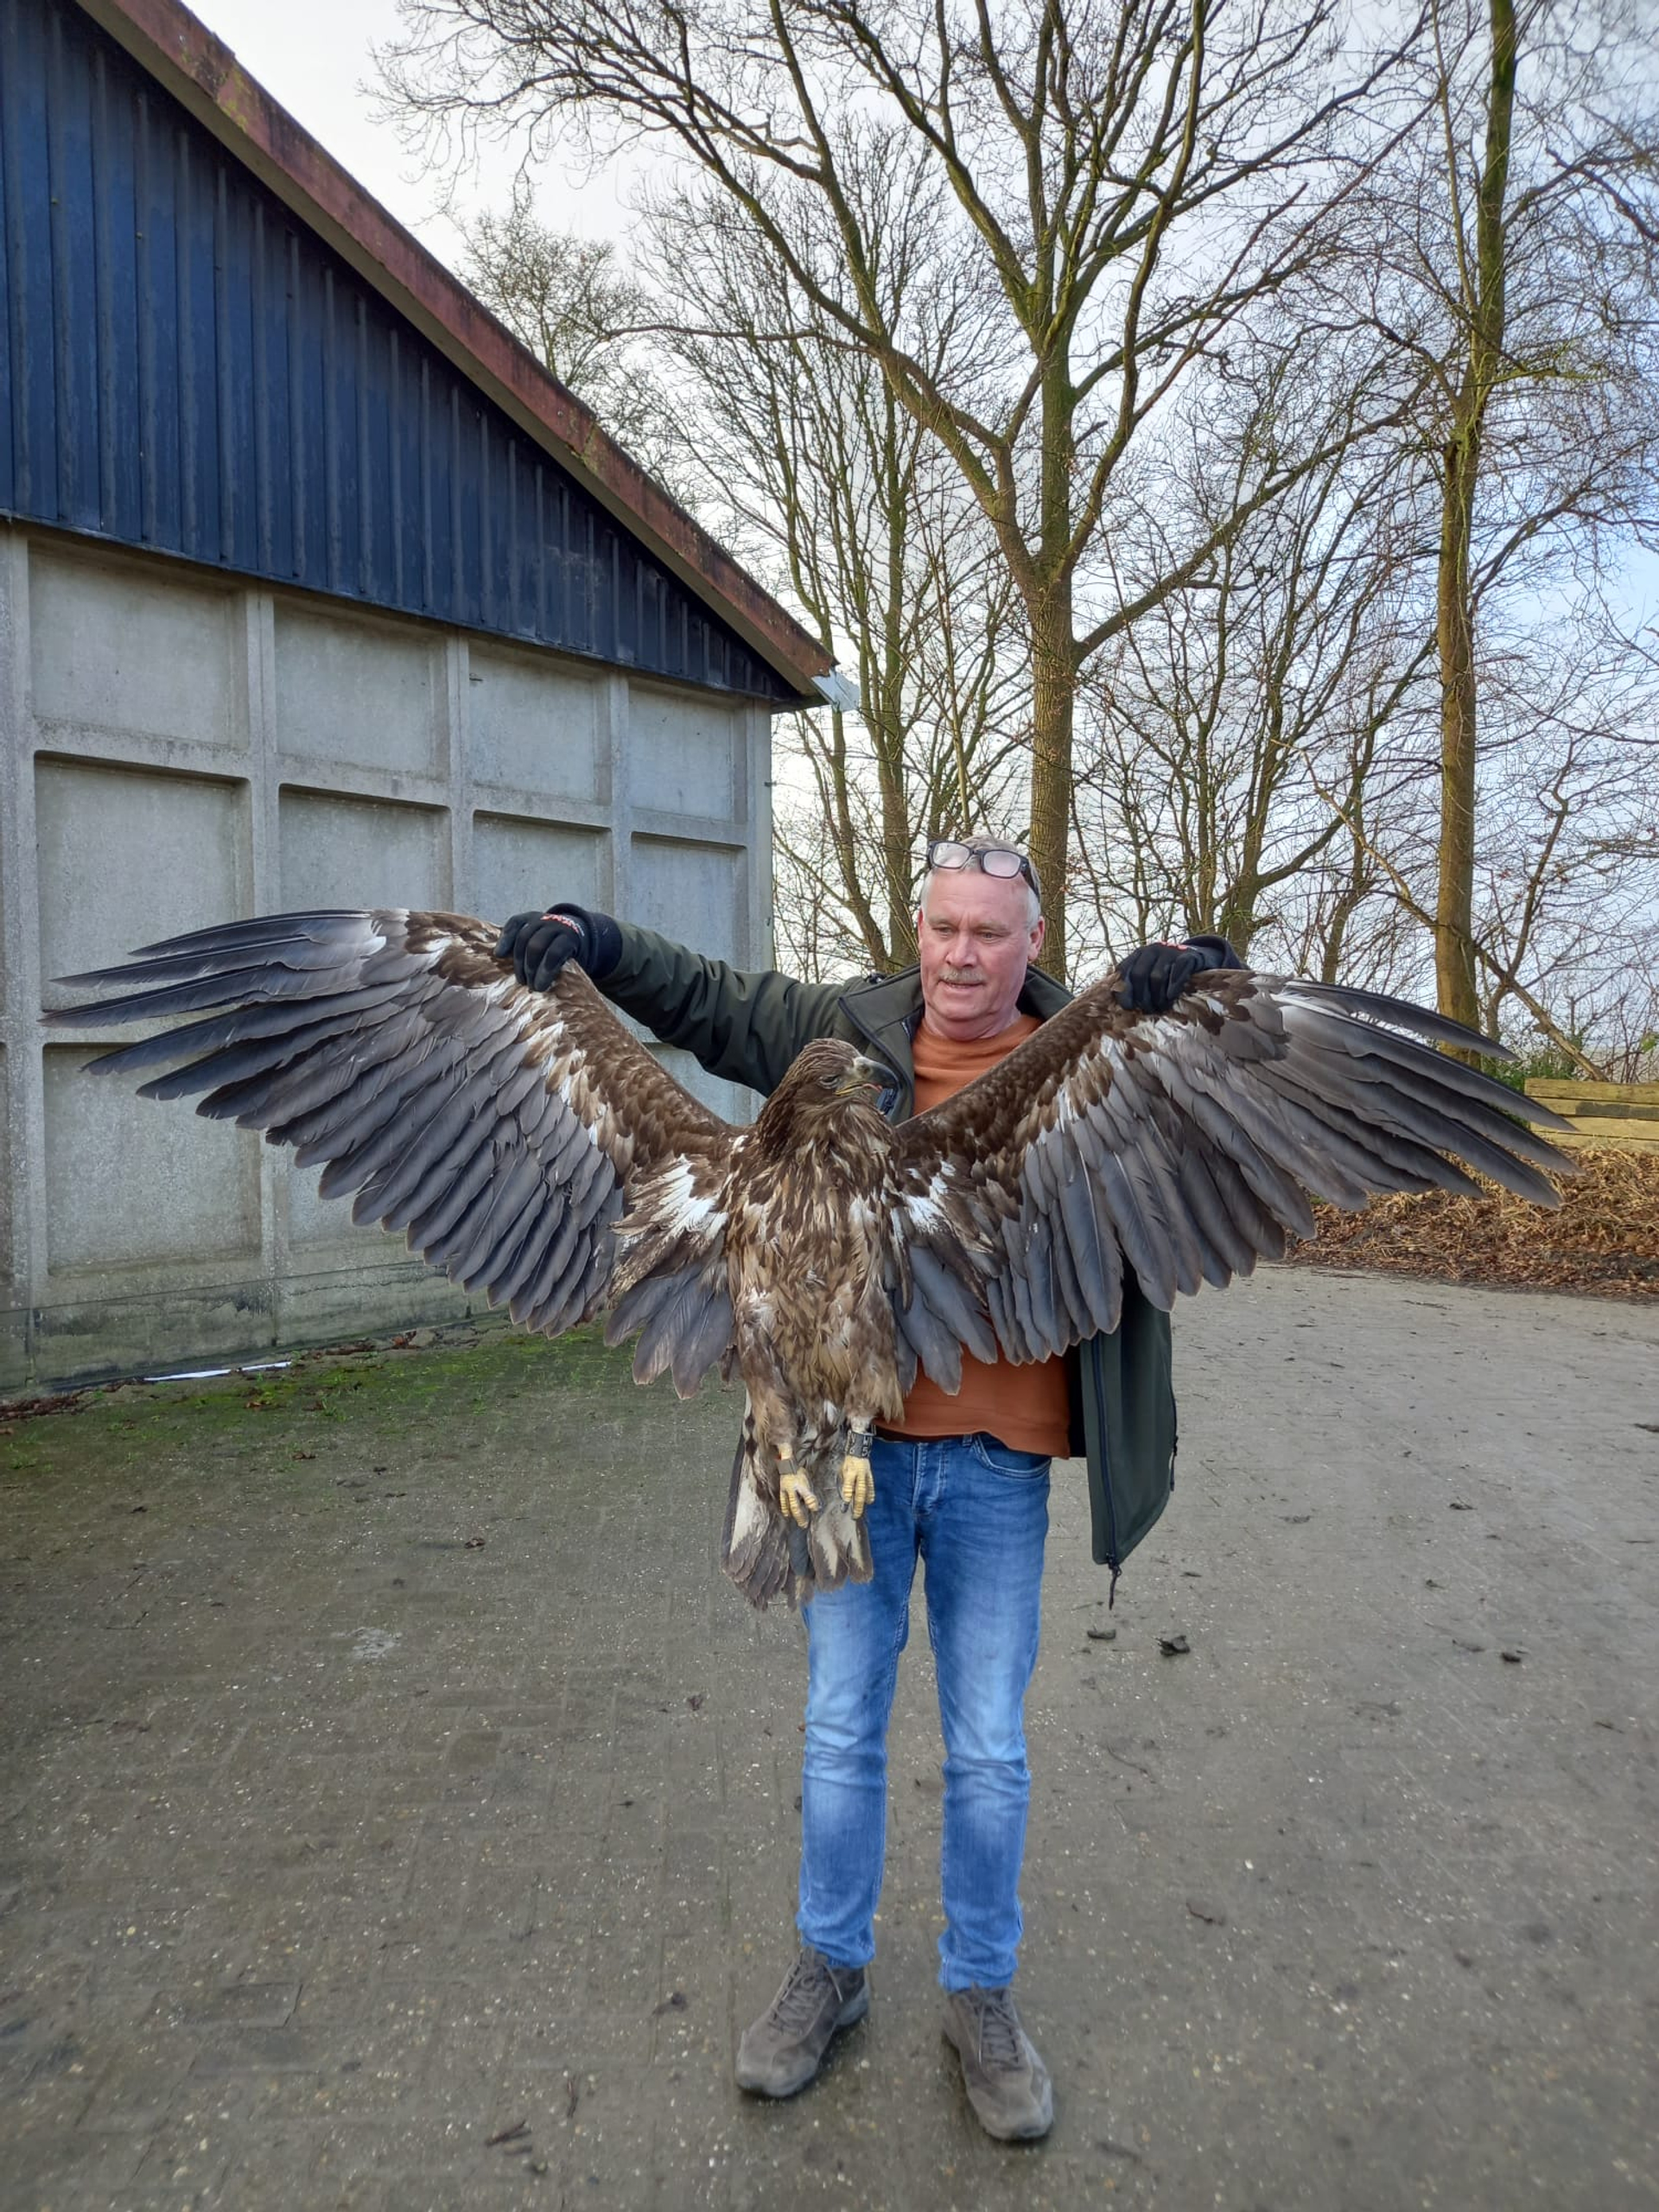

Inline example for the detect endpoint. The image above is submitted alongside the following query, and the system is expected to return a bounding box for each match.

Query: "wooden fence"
[1523,1078,1659,1155]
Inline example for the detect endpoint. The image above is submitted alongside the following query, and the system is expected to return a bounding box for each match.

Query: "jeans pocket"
[968,1433,1052,1478]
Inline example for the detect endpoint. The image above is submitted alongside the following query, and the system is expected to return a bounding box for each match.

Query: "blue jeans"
[797,1432,1051,1991]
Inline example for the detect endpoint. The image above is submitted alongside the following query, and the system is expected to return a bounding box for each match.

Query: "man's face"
[916,868,1046,1042]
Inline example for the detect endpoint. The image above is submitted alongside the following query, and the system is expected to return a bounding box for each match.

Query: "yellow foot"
[779,1465,819,1527]
[839,1454,874,1517]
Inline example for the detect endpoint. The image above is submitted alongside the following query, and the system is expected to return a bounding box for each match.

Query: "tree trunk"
[1433,427,1482,1033]
[877,742,914,969]
[1433,0,1516,1039]
[1028,577,1075,980]
[1217,888,1257,960]
[878,392,917,968]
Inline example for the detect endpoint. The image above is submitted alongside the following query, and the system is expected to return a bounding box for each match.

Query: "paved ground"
[1,1266,1656,2212]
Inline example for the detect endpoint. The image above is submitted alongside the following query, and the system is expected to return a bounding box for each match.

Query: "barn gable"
[0,0,810,701]
[0,0,826,1388]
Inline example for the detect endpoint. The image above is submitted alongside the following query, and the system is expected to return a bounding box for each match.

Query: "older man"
[498,839,1236,2140]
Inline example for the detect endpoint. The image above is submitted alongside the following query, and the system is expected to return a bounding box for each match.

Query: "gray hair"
[918,836,1042,927]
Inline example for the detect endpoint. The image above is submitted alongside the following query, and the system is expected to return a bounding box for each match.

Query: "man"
[498,840,1237,2141]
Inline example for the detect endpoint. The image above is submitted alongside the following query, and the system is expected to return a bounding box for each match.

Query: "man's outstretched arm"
[496,902,845,1097]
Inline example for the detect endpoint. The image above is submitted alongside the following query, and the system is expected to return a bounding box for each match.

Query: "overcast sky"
[186,0,1656,634]
[186,0,639,264]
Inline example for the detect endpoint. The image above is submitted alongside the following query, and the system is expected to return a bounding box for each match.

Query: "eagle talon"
[839,1454,874,1517]
[779,1466,819,1527]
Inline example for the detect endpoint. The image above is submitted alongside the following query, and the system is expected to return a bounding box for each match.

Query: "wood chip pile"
[1292,1147,1659,1296]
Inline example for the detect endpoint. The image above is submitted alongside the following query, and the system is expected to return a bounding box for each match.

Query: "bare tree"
[1465,605,1659,1046]
[460,181,696,498]
[1068,322,1435,970]
[385,0,1430,976]
[1079,0,1659,1058]
[1357,0,1659,1029]
[458,175,1028,970]
[643,183,1030,969]
[1289,576,1659,1077]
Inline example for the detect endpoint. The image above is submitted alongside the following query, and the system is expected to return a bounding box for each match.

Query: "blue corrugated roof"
[0,0,795,701]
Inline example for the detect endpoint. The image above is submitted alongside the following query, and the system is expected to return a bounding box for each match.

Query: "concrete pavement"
[2,1268,1656,2211]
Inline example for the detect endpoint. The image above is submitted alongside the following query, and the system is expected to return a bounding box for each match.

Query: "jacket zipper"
[849,985,1124,1594]
[837,997,915,1120]
[1090,1347,1123,1606]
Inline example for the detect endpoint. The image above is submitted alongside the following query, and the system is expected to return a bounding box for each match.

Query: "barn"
[0,0,835,1389]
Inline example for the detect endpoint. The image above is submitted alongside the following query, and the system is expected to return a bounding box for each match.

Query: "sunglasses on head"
[925,838,1042,902]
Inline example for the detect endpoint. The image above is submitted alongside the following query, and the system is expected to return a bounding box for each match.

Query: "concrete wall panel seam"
[247,585,286,1290]
[5,531,53,1326]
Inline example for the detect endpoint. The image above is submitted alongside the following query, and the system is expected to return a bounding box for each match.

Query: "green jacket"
[598,922,1176,1587]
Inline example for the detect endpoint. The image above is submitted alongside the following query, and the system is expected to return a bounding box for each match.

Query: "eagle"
[50,908,1573,1606]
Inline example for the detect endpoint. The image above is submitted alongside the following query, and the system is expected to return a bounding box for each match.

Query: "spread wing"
[47,909,739,1395]
[884,969,1577,1382]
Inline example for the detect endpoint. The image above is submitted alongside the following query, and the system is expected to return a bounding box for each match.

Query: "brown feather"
[52,914,1575,1609]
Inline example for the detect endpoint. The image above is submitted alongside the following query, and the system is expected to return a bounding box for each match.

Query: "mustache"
[938,967,983,983]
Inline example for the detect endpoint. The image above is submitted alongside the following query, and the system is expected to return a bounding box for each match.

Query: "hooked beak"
[836,1052,899,1100]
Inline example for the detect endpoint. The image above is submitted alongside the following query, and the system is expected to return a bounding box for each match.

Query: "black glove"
[494,902,621,992]
[1117,933,1241,1014]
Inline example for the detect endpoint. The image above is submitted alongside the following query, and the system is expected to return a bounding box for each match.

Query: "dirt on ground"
[4,1269,1658,2212]
[1293,1143,1659,1296]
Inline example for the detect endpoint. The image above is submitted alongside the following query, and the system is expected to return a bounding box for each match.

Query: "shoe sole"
[735,1984,870,2098]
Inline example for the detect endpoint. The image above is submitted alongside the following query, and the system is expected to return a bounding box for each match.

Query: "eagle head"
[755,1039,897,1153]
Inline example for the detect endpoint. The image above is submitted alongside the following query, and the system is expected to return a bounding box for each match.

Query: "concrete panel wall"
[632,836,747,966]
[30,550,249,751]
[473,815,607,922]
[0,1046,10,1285]
[0,523,776,1389]
[278,791,451,912]
[631,684,740,820]
[35,760,250,1000]
[274,605,444,779]
[41,1046,260,1270]
[467,642,604,804]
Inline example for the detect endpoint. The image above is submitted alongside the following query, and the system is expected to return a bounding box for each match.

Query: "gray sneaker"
[734,1946,869,2097]
[941,1985,1054,2140]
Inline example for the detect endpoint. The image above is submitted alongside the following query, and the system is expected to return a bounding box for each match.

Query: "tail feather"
[721,1418,793,1609]
[720,1409,874,1610]
[805,1491,874,1592]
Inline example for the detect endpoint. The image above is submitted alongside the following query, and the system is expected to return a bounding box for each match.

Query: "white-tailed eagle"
[50,910,1573,1605]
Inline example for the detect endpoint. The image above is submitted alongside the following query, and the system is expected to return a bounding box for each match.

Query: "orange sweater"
[884,1014,1072,1459]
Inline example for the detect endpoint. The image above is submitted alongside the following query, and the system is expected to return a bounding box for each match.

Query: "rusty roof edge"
[70,0,833,704]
